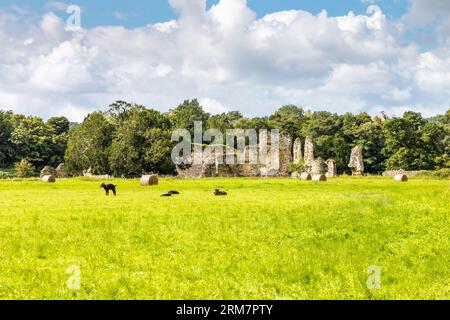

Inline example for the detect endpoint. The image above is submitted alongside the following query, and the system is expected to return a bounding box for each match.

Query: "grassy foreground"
[0,177,448,300]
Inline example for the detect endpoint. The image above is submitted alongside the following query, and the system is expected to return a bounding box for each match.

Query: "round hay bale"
[140,175,158,186]
[42,175,56,183]
[300,173,312,181]
[394,174,408,182]
[312,174,327,182]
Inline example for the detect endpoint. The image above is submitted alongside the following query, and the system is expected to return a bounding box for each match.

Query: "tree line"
[1,100,449,177]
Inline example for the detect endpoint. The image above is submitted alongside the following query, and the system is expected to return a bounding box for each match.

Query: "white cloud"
[403,0,450,41]
[199,97,228,114]
[0,0,449,121]
[45,1,70,12]
[113,11,139,21]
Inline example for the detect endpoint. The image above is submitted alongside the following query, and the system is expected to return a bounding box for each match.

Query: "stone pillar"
[293,138,302,163]
[311,157,327,175]
[326,159,337,177]
[348,146,364,176]
[304,136,315,172]
[279,133,292,176]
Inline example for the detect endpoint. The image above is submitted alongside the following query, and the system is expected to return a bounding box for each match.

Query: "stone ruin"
[293,138,302,163]
[348,145,364,176]
[176,134,365,179]
[176,132,293,178]
[311,157,327,176]
[83,168,112,179]
[40,166,57,178]
[55,163,68,178]
[326,159,337,178]
[301,136,335,177]
[40,164,68,179]
[304,136,315,172]
[177,145,242,178]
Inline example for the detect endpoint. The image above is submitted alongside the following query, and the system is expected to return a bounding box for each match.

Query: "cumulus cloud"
[404,0,450,41]
[0,0,449,121]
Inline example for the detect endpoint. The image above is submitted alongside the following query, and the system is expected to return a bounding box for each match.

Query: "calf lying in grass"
[161,191,180,197]
[214,189,227,196]
[101,183,117,196]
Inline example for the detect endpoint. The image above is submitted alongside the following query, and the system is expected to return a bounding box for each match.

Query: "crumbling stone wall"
[176,133,293,178]
[293,138,302,163]
[40,166,57,178]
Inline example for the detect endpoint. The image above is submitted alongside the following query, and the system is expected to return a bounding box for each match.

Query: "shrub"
[0,171,11,179]
[15,160,36,178]
[432,168,450,179]
[288,160,309,174]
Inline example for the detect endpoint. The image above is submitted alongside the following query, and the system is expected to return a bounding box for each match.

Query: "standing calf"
[101,183,117,196]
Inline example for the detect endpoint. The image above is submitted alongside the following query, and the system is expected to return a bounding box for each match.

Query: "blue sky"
[0,0,449,121]
[1,0,409,28]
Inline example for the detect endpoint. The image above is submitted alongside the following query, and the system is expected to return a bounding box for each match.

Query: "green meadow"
[0,177,448,300]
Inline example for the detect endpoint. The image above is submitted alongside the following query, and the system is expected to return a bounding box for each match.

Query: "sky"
[0,0,449,121]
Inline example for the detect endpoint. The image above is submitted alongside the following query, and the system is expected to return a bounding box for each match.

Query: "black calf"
[101,183,117,196]
[214,189,227,196]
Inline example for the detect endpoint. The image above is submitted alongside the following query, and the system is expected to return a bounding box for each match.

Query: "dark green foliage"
[109,106,174,176]
[167,99,210,133]
[0,111,13,166]
[269,105,305,139]
[1,102,448,176]
[383,112,447,170]
[65,112,114,175]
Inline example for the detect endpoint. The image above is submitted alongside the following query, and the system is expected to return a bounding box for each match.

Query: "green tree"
[65,112,114,175]
[47,117,70,135]
[383,112,445,170]
[268,105,305,139]
[0,111,13,167]
[207,111,243,134]
[167,99,210,134]
[47,117,70,166]
[8,114,55,167]
[354,119,386,173]
[303,111,342,163]
[109,107,174,176]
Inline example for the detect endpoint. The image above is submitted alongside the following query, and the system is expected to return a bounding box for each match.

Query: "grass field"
[0,177,448,300]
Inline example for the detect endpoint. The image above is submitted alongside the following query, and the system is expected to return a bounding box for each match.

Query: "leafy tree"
[354,120,386,173]
[143,127,176,174]
[47,117,70,135]
[268,105,305,139]
[109,108,174,176]
[8,115,55,168]
[207,111,243,133]
[167,99,210,134]
[105,100,135,126]
[65,112,114,175]
[383,112,445,170]
[303,111,342,163]
[232,117,270,131]
[47,117,70,166]
[0,111,13,167]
